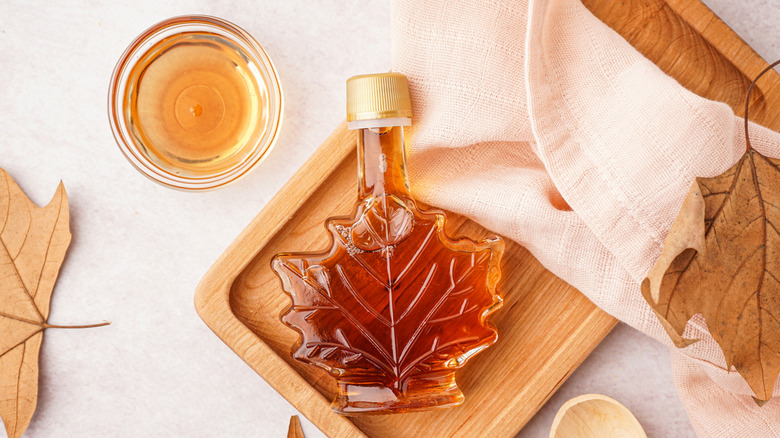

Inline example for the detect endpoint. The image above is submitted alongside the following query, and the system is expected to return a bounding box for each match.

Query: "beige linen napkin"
[391,0,780,435]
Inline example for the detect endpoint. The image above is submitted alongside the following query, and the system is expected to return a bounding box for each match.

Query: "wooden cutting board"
[195,1,780,436]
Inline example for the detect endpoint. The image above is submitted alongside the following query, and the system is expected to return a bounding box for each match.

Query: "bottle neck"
[356,125,411,200]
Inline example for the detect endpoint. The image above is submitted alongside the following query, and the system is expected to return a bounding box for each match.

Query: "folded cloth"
[391,0,780,435]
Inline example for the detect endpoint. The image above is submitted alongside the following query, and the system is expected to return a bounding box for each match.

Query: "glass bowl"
[108,15,283,190]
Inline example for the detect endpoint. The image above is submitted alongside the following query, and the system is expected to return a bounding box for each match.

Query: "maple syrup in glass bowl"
[108,16,283,190]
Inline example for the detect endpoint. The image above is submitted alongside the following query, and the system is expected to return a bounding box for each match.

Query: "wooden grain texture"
[549,394,647,438]
[195,1,780,437]
[581,0,780,130]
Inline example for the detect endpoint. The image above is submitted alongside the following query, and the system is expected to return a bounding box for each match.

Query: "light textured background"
[0,1,775,437]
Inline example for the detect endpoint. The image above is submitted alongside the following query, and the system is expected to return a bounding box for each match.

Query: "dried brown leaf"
[0,170,108,437]
[642,149,780,403]
[287,415,304,438]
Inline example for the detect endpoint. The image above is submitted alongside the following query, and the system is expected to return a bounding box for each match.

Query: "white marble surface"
[0,1,775,437]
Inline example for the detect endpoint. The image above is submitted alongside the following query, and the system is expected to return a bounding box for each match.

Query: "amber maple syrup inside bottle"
[124,31,268,176]
[272,73,503,414]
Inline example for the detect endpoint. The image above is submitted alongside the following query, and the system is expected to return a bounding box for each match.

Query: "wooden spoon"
[549,394,647,438]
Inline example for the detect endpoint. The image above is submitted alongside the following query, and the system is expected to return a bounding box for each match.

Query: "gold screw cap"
[346,73,412,122]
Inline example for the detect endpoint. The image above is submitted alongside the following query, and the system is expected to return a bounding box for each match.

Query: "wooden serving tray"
[195,1,780,436]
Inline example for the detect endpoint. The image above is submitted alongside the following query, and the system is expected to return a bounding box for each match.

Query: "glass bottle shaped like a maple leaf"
[272,73,503,414]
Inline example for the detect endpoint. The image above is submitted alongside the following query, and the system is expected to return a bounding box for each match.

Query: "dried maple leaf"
[642,61,780,405]
[287,415,304,438]
[0,169,108,437]
[273,196,502,412]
